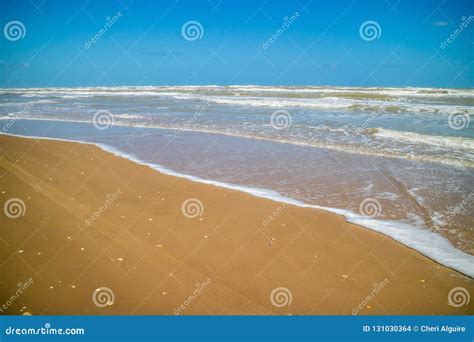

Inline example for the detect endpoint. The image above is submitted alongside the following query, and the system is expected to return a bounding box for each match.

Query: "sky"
[0,0,473,88]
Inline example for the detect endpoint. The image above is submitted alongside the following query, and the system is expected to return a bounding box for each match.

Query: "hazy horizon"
[1,84,473,89]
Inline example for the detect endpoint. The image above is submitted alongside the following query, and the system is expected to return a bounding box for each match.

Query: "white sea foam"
[165,93,474,114]
[375,128,474,150]
[114,114,145,119]
[2,86,473,115]
[2,131,473,278]
[1,116,472,168]
[170,94,357,109]
[227,86,474,98]
[3,85,473,97]
[172,93,473,113]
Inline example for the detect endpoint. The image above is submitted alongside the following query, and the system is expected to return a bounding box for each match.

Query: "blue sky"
[0,0,472,88]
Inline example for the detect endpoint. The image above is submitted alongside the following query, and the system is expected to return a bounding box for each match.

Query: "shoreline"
[0,134,473,315]
[1,130,473,279]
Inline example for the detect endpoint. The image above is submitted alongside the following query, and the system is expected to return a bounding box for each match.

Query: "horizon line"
[1,84,473,90]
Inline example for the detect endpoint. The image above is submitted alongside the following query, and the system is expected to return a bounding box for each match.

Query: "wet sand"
[0,134,472,315]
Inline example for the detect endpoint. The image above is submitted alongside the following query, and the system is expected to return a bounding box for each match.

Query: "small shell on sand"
[341,274,349,279]
[18,250,24,254]
[80,247,85,251]
[204,235,209,239]
[148,218,153,222]
[156,244,163,248]
[117,257,124,262]
[71,285,76,289]
[22,312,32,316]
[162,291,167,295]
[49,286,54,289]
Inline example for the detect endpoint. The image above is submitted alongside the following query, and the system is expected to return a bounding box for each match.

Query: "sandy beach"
[0,134,472,315]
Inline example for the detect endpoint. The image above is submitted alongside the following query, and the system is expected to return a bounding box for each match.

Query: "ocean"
[1,85,473,277]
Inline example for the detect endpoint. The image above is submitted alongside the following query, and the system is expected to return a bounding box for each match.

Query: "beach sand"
[0,134,472,315]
